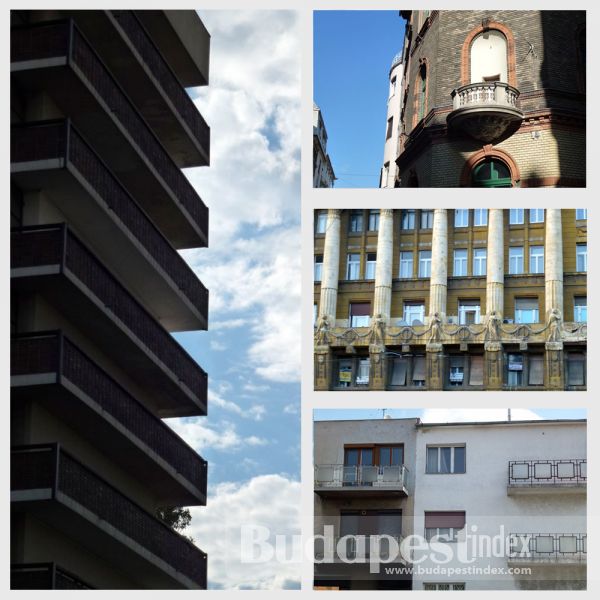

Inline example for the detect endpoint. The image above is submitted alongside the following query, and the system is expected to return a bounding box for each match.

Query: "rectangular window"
[386,117,393,140]
[399,252,413,278]
[346,253,360,280]
[529,246,544,274]
[529,209,544,223]
[515,297,539,324]
[425,511,466,542]
[349,210,363,233]
[567,353,586,386]
[356,359,370,385]
[390,358,408,386]
[576,209,587,220]
[448,356,465,386]
[509,247,524,274]
[365,253,377,280]
[469,356,484,386]
[403,301,425,325]
[458,300,481,325]
[368,210,380,231]
[402,209,415,230]
[421,210,434,229]
[316,211,327,234]
[473,209,487,226]
[419,251,432,278]
[453,249,468,276]
[390,76,397,98]
[576,244,587,272]
[412,355,426,386]
[350,302,371,328]
[472,248,487,276]
[528,355,544,386]
[454,209,469,228]
[574,296,587,322]
[426,446,466,474]
[314,255,323,281]
[381,163,389,187]
[509,209,524,224]
[507,353,524,386]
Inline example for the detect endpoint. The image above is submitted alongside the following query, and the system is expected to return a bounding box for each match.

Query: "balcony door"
[340,510,402,559]
[470,30,508,83]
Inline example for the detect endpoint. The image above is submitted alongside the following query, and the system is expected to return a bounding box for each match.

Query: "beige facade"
[314,208,587,391]
[380,53,403,188]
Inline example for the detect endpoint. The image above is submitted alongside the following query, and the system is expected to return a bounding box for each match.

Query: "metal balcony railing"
[11,20,208,239]
[314,535,405,561]
[508,459,587,487]
[11,225,207,405]
[11,563,94,589]
[509,533,586,562]
[11,332,207,498]
[451,81,520,111]
[11,445,207,587]
[110,10,210,152]
[11,120,208,319]
[314,464,408,490]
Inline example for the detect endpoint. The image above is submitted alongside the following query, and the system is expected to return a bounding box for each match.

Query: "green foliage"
[156,506,194,543]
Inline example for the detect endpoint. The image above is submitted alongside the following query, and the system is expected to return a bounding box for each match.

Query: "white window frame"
[453,249,468,276]
[365,253,377,280]
[426,445,466,474]
[403,302,425,325]
[529,246,544,274]
[458,301,481,325]
[509,247,524,274]
[574,296,587,322]
[399,251,413,278]
[515,298,539,324]
[314,255,323,281]
[419,251,432,278]
[389,75,397,98]
[421,210,434,229]
[349,211,363,233]
[346,253,360,280]
[316,211,327,234]
[454,209,469,228]
[368,210,380,231]
[472,248,486,276]
[402,210,415,230]
[473,209,487,226]
[576,244,587,272]
[509,208,524,224]
[529,209,544,223]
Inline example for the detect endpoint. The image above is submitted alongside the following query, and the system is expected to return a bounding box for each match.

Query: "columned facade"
[314,208,586,392]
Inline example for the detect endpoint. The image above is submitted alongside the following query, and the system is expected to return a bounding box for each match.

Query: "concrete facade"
[314,417,586,590]
[314,208,587,391]
[11,10,210,589]
[395,10,585,187]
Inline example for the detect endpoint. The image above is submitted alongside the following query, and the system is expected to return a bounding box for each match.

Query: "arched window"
[418,63,427,121]
[471,158,512,187]
[470,30,508,83]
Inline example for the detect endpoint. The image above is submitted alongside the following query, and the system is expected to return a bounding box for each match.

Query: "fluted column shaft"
[319,209,341,322]
[429,209,448,319]
[486,209,504,318]
[373,209,394,321]
[545,209,564,318]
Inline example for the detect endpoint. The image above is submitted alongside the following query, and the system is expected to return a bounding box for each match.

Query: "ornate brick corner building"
[395,10,585,187]
[314,209,587,391]
[11,10,210,588]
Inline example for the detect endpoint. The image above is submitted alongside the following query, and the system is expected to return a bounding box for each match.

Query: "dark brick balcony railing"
[11,225,207,414]
[11,445,207,588]
[110,10,210,154]
[11,120,208,323]
[11,563,93,589]
[11,19,208,247]
[11,332,207,502]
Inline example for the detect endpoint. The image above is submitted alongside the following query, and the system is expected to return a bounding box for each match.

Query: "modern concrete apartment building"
[314,417,586,590]
[313,103,336,188]
[10,10,210,588]
[314,208,587,391]
[394,10,585,187]
[380,52,403,188]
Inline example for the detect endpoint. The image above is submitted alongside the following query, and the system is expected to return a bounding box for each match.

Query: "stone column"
[486,209,504,319]
[370,209,394,390]
[315,209,341,391]
[318,209,341,322]
[428,209,448,320]
[544,209,565,390]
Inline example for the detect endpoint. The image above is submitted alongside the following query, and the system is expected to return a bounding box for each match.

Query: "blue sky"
[162,11,302,590]
[314,11,405,188]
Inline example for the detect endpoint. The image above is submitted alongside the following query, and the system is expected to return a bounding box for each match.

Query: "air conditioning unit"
[503,318,514,324]
[447,315,459,325]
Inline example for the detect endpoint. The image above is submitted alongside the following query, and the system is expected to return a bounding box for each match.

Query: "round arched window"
[471,158,512,187]
[470,30,508,83]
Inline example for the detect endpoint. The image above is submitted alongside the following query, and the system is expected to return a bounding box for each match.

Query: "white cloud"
[209,389,266,422]
[283,403,299,415]
[421,408,543,424]
[188,474,301,589]
[210,339,227,351]
[211,318,251,331]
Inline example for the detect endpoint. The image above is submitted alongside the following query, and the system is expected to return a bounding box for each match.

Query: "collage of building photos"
[312,9,587,592]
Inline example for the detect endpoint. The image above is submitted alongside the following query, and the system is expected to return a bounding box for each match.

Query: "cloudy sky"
[165,10,301,589]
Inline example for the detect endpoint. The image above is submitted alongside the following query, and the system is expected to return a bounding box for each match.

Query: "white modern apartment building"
[314,417,586,591]
[380,52,403,188]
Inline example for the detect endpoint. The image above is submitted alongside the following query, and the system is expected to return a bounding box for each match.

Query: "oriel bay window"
[389,354,427,388]
[350,302,371,327]
[365,253,377,280]
[515,297,539,324]
[426,446,466,474]
[424,511,466,543]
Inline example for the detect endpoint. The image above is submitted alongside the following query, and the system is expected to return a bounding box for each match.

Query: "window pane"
[402,210,415,230]
[576,209,587,220]
[567,354,585,386]
[419,251,432,278]
[509,247,524,274]
[529,209,544,223]
[427,447,438,473]
[368,210,380,231]
[529,355,544,385]
[509,209,524,224]
[454,447,465,473]
[316,212,327,233]
[576,244,587,272]
[399,252,413,278]
[347,254,360,280]
[474,209,487,226]
[440,447,451,473]
[412,356,426,382]
[361,448,373,465]
[454,209,468,227]
[529,246,544,274]
[391,358,408,385]
[454,249,468,276]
